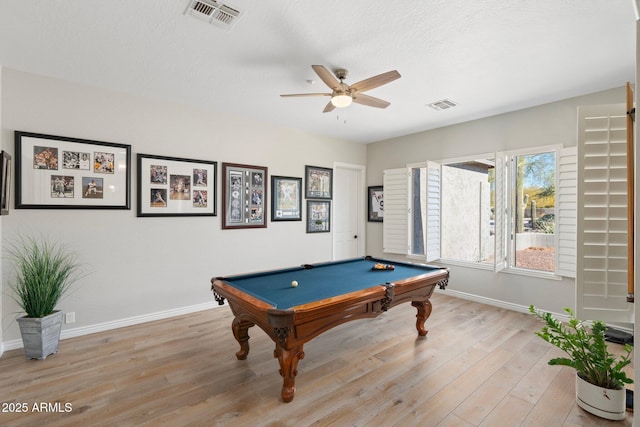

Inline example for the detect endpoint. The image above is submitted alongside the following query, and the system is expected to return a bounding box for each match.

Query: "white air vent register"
[186,0,243,29]
[427,99,457,111]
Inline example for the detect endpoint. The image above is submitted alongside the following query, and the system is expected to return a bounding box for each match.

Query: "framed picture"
[222,163,268,229]
[307,200,330,233]
[15,131,131,209]
[0,151,11,215]
[137,153,217,217]
[368,185,383,222]
[271,176,302,221]
[305,165,332,199]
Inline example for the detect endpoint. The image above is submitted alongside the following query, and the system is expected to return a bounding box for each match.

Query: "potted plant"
[529,305,632,420]
[7,235,81,360]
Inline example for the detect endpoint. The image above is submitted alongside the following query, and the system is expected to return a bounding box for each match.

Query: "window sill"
[411,256,566,281]
[437,258,494,270]
[500,267,563,281]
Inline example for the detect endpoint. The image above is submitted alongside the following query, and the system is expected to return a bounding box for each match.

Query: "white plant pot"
[16,311,64,360]
[575,373,626,420]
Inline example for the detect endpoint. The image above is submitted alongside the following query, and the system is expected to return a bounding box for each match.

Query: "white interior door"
[333,163,365,260]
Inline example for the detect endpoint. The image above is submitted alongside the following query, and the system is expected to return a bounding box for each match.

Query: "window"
[384,145,576,278]
[408,158,495,265]
[440,159,494,265]
[411,159,495,264]
[509,151,556,273]
[408,162,440,261]
[382,102,629,323]
[410,165,426,256]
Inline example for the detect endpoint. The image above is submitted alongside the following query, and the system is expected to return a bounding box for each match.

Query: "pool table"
[211,256,449,402]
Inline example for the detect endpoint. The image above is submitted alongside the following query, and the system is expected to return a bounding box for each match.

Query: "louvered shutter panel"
[425,162,441,262]
[576,104,633,323]
[383,168,409,254]
[556,147,577,277]
[494,153,507,272]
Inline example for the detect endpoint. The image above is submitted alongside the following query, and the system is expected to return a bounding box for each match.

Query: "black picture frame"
[305,165,333,199]
[137,153,217,217]
[307,200,331,233]
[14,131,131,209]
[368,185,383,222]
[271,176,302,221]
[1,151,11,215]
[222,162,268,229]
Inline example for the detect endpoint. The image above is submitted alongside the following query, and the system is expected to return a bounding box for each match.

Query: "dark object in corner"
[605,327,633,345]
[627,389,633,412]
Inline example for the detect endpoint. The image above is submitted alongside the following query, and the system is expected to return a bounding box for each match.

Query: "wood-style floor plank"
[0,293,633,426]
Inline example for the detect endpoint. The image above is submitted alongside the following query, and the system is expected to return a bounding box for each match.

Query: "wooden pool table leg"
[412,299,433,336]
[231,317,254,360]
[273,344,305,402]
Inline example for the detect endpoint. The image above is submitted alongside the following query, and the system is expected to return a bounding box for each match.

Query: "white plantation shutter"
[576,104,633,323]
[383,168,409,254]
[556,147,577,277]
[425,162,441,262]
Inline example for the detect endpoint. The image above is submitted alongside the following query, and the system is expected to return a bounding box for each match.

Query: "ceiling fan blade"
[312,65,342,91]
[280,93,331,97]
[350,70,401,93]
[352,93,391,109]
[323,101,336,113]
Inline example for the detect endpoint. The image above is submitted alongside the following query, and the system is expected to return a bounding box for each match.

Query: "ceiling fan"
[280,65,401,113]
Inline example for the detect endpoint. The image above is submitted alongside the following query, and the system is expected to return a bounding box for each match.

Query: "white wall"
[366,86,627,315]
[0,68,366,347]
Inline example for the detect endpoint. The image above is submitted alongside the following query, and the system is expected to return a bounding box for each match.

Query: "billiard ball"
[291,280,298,288]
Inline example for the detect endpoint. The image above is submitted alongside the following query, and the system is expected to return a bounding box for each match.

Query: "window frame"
[500,144,563,278]
[434,153,496,268]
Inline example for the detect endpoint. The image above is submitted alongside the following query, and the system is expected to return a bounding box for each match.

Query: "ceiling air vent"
[186,0,243,29]
[426,99,457,111]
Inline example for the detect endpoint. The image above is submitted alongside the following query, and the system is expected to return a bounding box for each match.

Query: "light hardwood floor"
[0,292,633,426]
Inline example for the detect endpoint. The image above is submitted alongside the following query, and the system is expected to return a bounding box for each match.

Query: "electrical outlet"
[65,312,75,324]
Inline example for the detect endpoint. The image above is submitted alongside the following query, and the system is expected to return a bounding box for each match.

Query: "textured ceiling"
[0,0,635,143]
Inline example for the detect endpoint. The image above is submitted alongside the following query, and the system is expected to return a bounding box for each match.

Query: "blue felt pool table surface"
[219,257,443,309]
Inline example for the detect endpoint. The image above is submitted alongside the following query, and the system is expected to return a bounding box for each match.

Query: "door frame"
[332,162,366,260]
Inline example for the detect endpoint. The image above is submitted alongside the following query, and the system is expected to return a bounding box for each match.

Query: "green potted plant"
[7,235,81,360]
[529,305,632,420]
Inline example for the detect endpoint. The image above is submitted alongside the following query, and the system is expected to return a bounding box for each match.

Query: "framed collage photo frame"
[307,200,331,233]
[15,131,131,209]
[305,165,332,199]
[137,153,217,217]
[222,163,268,229]
[271,176,302,221]
[1,151,11,215]
[368,185,383,222]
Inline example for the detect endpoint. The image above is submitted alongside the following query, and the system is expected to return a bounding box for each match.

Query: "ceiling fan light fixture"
[331,94,352,108]
[280,65,400,113]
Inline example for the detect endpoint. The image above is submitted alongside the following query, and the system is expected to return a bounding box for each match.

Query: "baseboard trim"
[439,289,633,333]
[2,301,220,352]
[438,288,573,322]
